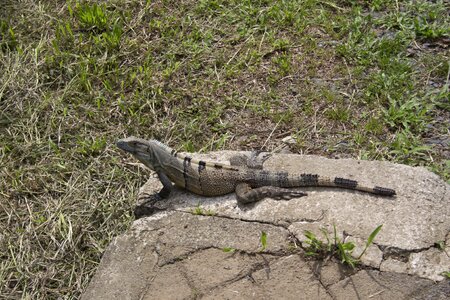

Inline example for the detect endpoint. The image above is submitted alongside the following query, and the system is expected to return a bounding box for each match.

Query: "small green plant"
[384,97,431,133]
[303,224,383,268]
[442,271,450,279]
[260,231,267,252]
[0,20,18,51]
[191,203,216,216]
[272,53,291,77]
[434,241,445,250]
[365,117,384,135]
[325,106,350,122]
[304,229,328,256]
[223,247,236,253]
[95,23,122,50]
[357,224,383,260]
[77,137,107,156]
[389,130,430,164]
[272,38,291,51]
[73,2,109,32]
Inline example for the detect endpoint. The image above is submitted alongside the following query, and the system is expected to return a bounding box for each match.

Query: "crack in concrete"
[145,209,444,278]
[194,252,341,297]
[380,244,438,262]
[319,278,337,300]
[136,244,160,300]
[155,244,291,269]
[178,264,203,299]
[306,229,445,269]
[202,212,292,228]
[172,207,326,231]
[308,261,338,300]
[156,246,215,267]
[203,255,272,293]
[149,246,294,297]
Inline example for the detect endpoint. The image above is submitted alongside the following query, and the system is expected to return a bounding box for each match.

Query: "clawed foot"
[247,151,271,169]
[134,193,162,218]
[230,151,272,169]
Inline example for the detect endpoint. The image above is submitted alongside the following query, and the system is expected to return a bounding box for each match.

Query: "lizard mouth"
[117,140,132,153]
[117,138,151,159]
[116,139,140,155]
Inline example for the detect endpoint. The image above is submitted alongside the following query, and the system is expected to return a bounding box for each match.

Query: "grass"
[0,0,448,298]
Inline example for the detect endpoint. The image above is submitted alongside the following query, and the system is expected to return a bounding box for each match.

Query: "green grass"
[0,0,449,298]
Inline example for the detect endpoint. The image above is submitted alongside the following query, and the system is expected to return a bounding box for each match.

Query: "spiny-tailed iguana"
[117,136,396,204]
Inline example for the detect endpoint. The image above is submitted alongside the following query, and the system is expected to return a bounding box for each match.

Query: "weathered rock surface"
[82,152,450,299]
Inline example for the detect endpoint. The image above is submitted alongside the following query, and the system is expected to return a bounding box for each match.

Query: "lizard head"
[117,136,167,171]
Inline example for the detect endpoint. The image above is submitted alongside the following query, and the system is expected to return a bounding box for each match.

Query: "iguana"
[117,136,396,204]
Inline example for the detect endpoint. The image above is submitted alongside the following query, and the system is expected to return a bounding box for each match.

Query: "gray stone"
[82,152,449,299]
[327,269,437,299]
[380,248,450,281]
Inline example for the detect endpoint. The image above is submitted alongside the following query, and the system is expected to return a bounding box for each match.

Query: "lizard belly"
[164,160,244,197]
[173,170,237,196]
[184,176,237,196]
[195,169,240,196]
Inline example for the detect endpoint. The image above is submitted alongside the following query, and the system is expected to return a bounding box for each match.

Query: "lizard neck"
[141,140,174,172]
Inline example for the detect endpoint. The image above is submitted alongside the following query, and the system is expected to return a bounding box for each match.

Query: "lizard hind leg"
[235,183,307,204]
[230,151,272,169]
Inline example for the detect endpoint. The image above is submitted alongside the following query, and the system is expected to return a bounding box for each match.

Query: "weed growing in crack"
[303,224,383,268]
[222,247,236,253]
[260,231,268,252]
[191,203,216,216]
[434,240,445,250]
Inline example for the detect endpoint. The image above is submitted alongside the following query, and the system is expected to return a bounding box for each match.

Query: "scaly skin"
[117,136,396,204]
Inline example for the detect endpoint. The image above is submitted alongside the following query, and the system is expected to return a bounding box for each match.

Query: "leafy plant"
[0,20,18,51]
[384,97,431,133]
[72,2,109,32]
[389,130,430,164]
[303,224,383,268]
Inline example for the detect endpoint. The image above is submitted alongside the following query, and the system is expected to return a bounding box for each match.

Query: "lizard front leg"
[157,172,173,199]
[134,172,173,218]
[235,183,307,204]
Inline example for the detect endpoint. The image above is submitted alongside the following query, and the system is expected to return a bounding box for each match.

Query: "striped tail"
[265,172,396,196]
[322,176,396,196]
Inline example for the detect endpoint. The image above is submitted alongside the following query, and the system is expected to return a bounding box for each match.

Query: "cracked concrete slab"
[327,269,442,299]
[203,255,332,299]
[82,152,449,299]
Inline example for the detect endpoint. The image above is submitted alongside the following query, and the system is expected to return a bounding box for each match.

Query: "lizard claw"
[134,193,163,218]
[247,151,272,169]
